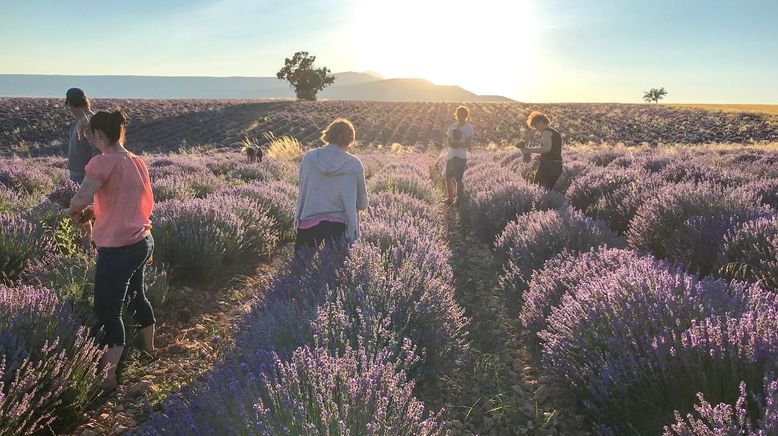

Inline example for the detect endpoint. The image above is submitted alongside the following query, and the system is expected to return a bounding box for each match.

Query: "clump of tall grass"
[265,132,303,163]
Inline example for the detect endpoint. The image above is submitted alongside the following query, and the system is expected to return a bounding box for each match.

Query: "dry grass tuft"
[264,132,303,162]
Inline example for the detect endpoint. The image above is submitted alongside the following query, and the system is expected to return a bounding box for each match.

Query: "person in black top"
[521,111,563,190]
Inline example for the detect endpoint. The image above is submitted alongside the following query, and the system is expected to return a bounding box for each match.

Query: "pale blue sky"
[1,0,776,103]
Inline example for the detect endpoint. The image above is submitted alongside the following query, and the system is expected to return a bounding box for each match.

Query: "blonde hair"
[455,106,469,120]
[527,111,550,128]
[321,118,356,147]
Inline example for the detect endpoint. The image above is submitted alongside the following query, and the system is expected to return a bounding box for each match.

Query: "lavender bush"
[222,180,297,241]
[0,185,22,213]
[254,347,443,435]
[152,172,228,202]
[360,218,449,269]
[0,213,52,283]
[494,207,625,294]
[23,199,67,234]
[209,194,280,258]
[46,179,80,209]
[649,301,778,435]
[553,160,591,194]
[152,199,247,283]
[0,160,53,194]
[227,163,274,182]
[628,182,773,276]
[565,167,666,233]
[540,263,774,433]
[719,216,777,289]
[366,192,439,231]
[520,248,654,341]
[369,172,435,204]
[137,243,348,435]
[735,178,778,210]
[659,161,749,187]
[461,163,565,242]
[0,284,103,435]
[146,156,209,179]
[313,241,468,386]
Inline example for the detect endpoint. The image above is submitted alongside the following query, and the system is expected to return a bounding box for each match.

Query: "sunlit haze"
[1,0,776,102]
[350,0,539,99]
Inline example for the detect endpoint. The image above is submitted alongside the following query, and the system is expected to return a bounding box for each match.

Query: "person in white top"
[444,106,475,205]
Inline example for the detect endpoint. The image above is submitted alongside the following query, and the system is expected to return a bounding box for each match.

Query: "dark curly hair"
[527,111,550,128]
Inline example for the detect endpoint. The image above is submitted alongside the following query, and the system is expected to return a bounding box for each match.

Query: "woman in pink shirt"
[68,110,155,392]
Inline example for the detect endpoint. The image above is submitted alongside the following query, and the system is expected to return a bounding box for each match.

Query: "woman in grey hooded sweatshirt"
[294,118,368,253]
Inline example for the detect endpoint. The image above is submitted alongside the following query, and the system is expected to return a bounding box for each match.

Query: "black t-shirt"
[541,127,563,163]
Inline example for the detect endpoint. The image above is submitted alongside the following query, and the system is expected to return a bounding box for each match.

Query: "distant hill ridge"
[0,72,514,102]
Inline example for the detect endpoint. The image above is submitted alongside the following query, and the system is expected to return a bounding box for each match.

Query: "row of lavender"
[453,146,778,433]
[134,153,469,434]
[0,152,299,434]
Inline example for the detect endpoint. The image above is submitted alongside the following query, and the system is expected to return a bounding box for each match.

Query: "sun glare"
[351,0,539,99]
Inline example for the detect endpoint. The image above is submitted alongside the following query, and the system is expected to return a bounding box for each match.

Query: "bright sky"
[1,0,776,103]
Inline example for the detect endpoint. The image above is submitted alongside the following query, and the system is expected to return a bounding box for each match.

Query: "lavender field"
[1,100,777,435]
[2,98,777,156]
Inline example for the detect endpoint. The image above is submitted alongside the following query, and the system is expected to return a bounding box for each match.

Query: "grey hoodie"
[295,144,368,242]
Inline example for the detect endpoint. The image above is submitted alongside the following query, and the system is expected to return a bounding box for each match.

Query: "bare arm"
[67,176,102,217]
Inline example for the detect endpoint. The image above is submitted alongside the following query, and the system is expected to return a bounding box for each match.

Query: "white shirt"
[446,122,475,160]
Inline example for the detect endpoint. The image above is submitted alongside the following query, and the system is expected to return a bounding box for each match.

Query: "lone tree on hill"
[277,51,336,101]
[643,87,668,103]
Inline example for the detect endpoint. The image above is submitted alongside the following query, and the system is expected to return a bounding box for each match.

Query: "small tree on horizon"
[276,51,335,101]
[643,87,668,103]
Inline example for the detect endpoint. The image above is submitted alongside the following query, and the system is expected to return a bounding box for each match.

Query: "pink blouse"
[85,152,153,248]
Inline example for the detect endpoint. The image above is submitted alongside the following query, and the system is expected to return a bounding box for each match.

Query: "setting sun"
[350,0,540,98]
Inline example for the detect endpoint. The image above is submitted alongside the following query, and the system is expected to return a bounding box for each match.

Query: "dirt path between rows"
[70,245,293,436]
[431,162,587,435]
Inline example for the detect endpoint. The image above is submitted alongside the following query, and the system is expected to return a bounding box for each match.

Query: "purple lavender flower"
[660,161,749,187]
[0,185,22,214]
[369,172,436,204]
[664,374,778,435]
